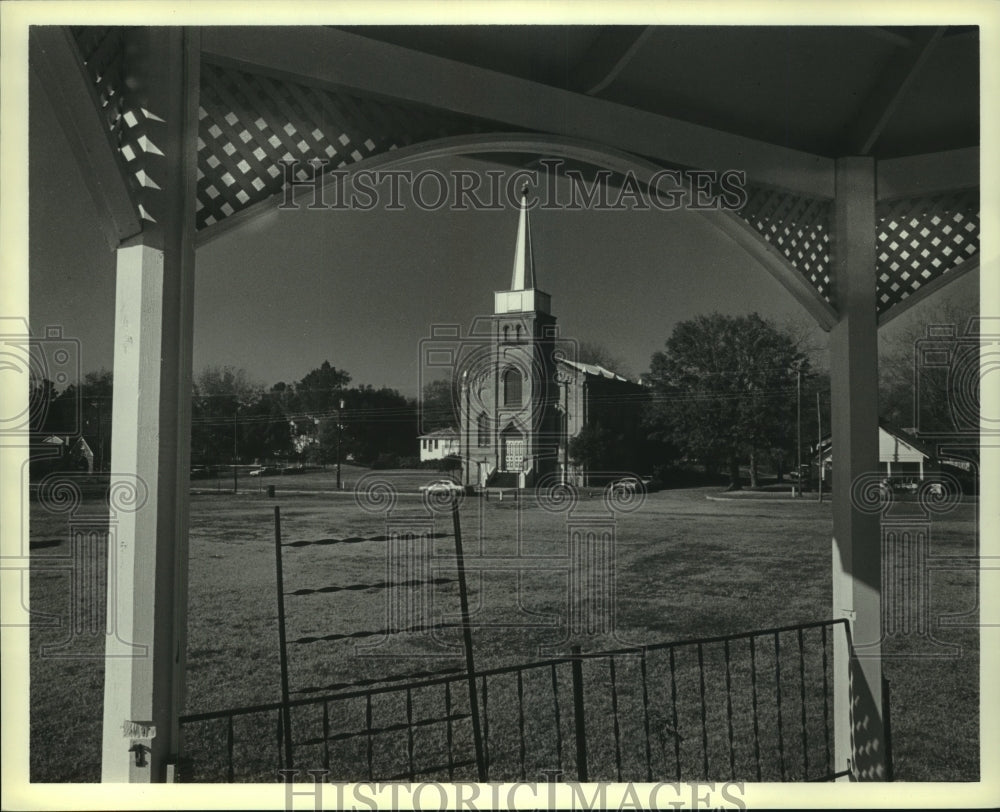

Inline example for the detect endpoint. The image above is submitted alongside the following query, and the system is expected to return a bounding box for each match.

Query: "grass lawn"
[28,474,979,782]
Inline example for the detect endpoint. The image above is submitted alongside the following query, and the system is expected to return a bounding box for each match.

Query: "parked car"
[609,475,658,495]
[249,465,278,477]
[419,479,463,494]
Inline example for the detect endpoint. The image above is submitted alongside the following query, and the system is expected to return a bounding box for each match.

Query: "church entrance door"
[502,429,525,471]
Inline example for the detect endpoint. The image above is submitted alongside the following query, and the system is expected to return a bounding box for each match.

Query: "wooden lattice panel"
[71,27,130,146]
[737,186,833,302]
[196,62,491,229]
[71,26,159,221]
[69,30,493,230]
[875,190,980,314]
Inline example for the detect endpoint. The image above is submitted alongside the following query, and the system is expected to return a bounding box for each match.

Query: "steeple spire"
[494,183,550,316]
[510,184,535,291]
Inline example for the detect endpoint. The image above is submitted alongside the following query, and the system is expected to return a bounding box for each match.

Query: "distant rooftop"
[418,427,459,439]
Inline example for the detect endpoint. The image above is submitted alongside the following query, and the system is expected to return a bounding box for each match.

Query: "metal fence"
[178,617,849,782]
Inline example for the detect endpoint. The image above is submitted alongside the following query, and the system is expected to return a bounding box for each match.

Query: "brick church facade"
[457,191,648,488]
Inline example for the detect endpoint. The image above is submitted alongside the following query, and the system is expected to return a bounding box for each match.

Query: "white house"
[878,425,933,480]
[817,423,935,485]
[419,428,459,462]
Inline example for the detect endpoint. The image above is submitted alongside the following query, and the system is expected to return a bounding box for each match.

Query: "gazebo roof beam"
[876,146,979,200]
[572,25,654,95]
[200,26,835,199]
[844,26,945,156]
[861,27,916,48]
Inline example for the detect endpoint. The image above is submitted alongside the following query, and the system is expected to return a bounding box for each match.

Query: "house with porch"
[816,422,937,487]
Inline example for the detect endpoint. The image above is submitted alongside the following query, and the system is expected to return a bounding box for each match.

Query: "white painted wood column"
[830,157,886,780]
[102,28,198,783]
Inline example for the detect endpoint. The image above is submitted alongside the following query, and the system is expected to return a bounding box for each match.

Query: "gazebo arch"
[199,129,845,328]
[25,22,983,783]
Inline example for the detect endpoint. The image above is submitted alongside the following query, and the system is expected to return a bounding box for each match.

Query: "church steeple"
[510,185,535,291]
[494,185,551,316]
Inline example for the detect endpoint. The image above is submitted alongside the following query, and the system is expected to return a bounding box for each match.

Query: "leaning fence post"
[451,496,487,781]
[571,645,589,781]
[274,505,294,770]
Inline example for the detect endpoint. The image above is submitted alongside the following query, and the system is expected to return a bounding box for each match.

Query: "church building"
[457,190,648,488]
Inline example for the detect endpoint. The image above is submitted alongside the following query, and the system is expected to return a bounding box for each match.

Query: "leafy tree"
[420,376,458,434]
[268,380,300,415]
[644,313,811,490]
[319,385,418,466]
[878,287,978,439]
[29,376,60,433]
[294,361,351,414]
[190,366,266,465]
[568,422,623,483]
[26,370,108,478]
[239,389,293,461]
[39,369,114,471]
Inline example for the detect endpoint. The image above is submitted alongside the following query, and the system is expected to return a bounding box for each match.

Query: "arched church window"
[515,324,523,341]
[503,325,510,342]
[502,367,522,407]
[477,412,490,447]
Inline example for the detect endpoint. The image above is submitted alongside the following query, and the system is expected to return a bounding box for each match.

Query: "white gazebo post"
[101,27,198,782]
[830,156,886,780]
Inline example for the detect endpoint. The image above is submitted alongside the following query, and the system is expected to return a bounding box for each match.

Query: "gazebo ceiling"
[37,24,981,322]
[338,25,980,159]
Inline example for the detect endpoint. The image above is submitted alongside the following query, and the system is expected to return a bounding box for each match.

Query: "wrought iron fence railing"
[178,617,849,782]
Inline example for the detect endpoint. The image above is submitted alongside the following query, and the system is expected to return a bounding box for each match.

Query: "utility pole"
[817,390,824,503]
[462,372,470,487]
[232,407,238,494]
[336,398,344,491]
[796,364,802,498]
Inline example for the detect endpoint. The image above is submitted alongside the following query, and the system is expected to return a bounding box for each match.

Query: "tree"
[294,361,351,414]
[191,366,268,465]
[644,313,811,490]
[30,372,100,478]
[319,384,418,466]
[40,369,114,471]
[420,376,458,433]
[29,376,60,433]
[878,287,978,438]
[568,422,621,483]
[239,389,294,461]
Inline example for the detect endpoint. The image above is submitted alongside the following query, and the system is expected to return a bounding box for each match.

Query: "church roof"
[558,358,632,383]
[510,186,535,291]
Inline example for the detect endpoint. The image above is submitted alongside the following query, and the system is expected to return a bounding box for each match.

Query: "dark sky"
[28,62,976,399]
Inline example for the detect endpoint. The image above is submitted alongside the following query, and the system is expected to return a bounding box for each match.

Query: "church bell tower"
[462,187,560,488]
